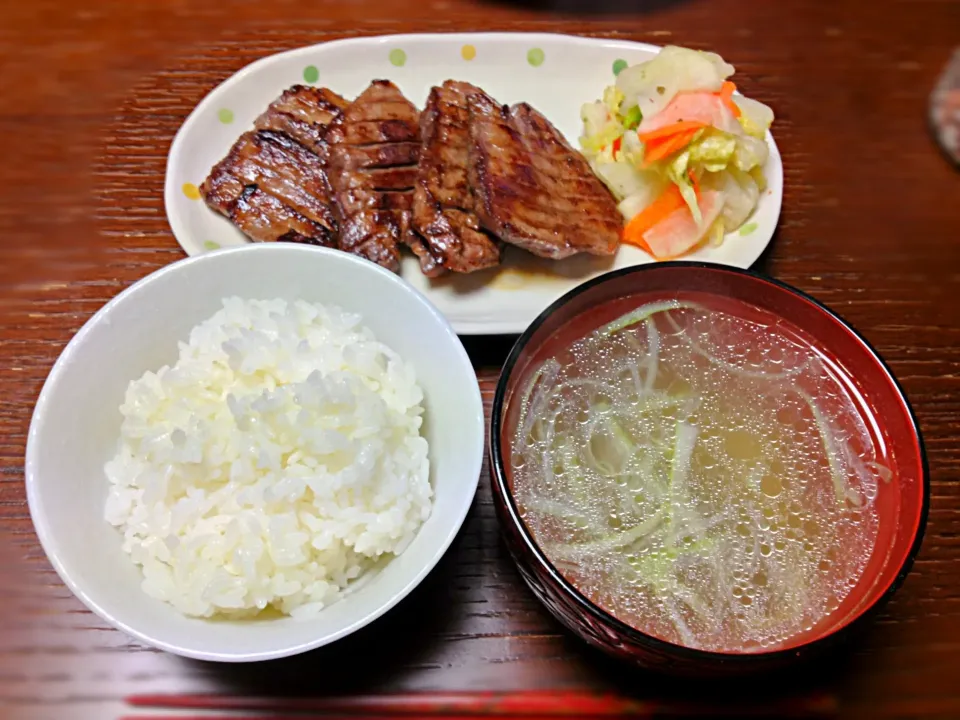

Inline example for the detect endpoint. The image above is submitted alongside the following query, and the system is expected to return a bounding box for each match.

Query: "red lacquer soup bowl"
[489,262,929,675]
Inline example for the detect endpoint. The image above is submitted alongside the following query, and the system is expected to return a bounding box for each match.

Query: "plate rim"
[164,31,783,336]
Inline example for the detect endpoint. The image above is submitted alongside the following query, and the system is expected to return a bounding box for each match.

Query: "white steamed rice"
[103,297,431,619]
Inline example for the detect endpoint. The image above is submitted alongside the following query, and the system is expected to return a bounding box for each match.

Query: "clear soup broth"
[508,292,889,653]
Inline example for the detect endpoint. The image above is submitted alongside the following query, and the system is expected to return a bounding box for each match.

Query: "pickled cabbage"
[578,45,775,258]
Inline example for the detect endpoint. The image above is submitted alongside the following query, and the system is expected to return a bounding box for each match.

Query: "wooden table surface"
[2,0,959,718]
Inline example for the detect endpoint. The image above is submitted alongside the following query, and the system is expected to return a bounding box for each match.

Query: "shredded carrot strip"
[622,184,686,250]
[622,174,703,252]
[718,81,742,118]
[638,120,708,144]
[642,128,702,167]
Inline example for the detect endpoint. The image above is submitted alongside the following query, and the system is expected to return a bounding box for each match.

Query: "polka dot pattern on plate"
[203,240,220,250]
[182,183,201,200]
[461,44,476,61]
[389,49,407,67]
[217,108,234,124]
[527,48,545,67]
[303,65,319,83]
[613,58,628,76]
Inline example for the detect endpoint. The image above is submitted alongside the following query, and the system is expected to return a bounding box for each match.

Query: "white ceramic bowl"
[25,244,485,662]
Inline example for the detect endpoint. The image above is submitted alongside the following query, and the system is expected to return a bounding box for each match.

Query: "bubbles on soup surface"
[511,298,884,653]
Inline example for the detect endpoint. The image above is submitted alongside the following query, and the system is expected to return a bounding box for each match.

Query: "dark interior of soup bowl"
[490,262,928,672]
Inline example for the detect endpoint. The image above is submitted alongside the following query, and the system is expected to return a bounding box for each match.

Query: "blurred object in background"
[931,48,960,166]
[481,0,693,15]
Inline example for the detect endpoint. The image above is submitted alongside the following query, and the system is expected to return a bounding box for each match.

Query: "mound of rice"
[103,297,431,619]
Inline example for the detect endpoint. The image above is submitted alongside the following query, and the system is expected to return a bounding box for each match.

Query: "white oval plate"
[165,32,783,335]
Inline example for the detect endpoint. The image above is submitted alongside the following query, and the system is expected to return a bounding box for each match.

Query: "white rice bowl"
[103,297,432,620]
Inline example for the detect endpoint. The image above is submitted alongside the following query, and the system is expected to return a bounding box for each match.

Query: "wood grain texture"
[2,0,960,718]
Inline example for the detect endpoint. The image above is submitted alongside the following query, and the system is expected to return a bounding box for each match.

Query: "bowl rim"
[489,260,930,664]
[26,243,485,662]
